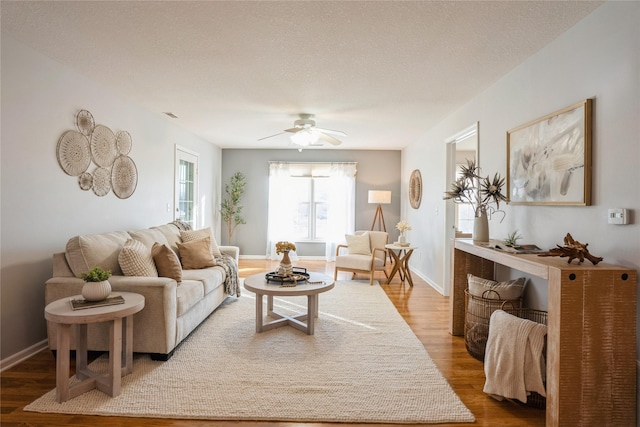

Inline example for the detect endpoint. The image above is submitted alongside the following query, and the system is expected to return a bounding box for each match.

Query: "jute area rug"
[26,280,475,424]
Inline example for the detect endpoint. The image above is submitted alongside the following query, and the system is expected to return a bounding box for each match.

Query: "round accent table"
[45,292,145,402]
[385,244,418,286]
[244,272,334,335]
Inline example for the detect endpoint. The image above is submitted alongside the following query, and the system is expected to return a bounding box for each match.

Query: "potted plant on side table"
[80,266,112,301]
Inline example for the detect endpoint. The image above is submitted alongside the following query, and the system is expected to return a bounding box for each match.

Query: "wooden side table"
[44,292,145,402]
[385,244,417,286]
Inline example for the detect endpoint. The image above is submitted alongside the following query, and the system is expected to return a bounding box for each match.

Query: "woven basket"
[501,305,548,409]
[464,289,522,361]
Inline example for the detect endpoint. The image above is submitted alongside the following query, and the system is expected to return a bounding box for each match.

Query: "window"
[174,146,199,229]
[267,162,356,260]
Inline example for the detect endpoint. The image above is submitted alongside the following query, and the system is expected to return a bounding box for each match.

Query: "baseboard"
[239,255,329,261]
[410,267,444,295]
[1,339,48,372]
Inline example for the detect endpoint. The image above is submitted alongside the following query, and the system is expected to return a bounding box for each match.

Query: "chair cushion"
[180,227,222,258]
[335,254,375,270]
[119,239,158,277]
[467,274,526,300]
[152,242,182,284]
[177,237,215,269]
[345,233,371,255]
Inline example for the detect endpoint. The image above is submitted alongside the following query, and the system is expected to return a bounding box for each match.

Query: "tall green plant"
[220,172,246,244]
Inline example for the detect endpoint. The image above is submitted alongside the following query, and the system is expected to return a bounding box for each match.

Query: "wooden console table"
[450,239,637,427]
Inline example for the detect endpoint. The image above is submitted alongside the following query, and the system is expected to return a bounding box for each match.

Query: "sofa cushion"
[182,267,225,295]
[345,233,371,255]
[176,280,205,317]
[467,274,526,300]
[151,224,182,254]
[66,231,131,277]
[180,227,222,258]
[129,228,169,249]
[119,239,158,277]
[152,243,182,284]
[177,237,215,269]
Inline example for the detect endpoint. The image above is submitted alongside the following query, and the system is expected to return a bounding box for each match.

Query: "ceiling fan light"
[290,129,319,146]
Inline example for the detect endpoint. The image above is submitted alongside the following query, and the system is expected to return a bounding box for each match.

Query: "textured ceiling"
[1,1,602,150]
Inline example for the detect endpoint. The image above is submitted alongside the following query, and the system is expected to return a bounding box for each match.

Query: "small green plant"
[81,266,112,282]
[220,171,247,244]
[504,230,523,247]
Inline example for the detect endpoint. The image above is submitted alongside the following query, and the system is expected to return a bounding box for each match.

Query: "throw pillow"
[152,242,182,284]
[180,227,222,258]
[177,236,215,269]
[345,233,371,255]
[467,274,526,300]
[118,239,158,277]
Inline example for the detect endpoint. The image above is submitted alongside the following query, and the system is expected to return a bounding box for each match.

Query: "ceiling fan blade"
[257,131,286,141]
[318,132,342,145]
[284,127,303,134]
[315,127,347,137]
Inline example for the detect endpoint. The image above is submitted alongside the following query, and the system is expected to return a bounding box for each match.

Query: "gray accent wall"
[1,35,223,362]
[220,149,401,256]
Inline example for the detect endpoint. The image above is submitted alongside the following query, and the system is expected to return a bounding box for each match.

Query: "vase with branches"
[220,172,246,244]
[443,159,507,241]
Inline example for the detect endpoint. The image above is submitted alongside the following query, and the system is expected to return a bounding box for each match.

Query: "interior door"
[174,145,199,229]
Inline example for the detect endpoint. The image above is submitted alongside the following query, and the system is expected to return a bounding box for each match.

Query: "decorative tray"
[265,267,310,283]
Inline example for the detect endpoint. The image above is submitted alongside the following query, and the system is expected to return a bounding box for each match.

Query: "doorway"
[443,123,478,296]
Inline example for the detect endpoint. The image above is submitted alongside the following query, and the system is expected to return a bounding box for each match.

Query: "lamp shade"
[368,190,392,204]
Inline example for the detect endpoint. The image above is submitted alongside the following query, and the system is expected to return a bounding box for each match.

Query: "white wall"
[0,35,223,360]
[402,1,639,347]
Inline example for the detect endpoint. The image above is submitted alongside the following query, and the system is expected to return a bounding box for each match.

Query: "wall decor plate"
[56,130,91,176]
[90,124,117,167]
[75,109,95,137]
[115,131,132,155]
[92,167,112,197]
[409,169,422,209]
[111,155,138,199]
[78,172,93,191]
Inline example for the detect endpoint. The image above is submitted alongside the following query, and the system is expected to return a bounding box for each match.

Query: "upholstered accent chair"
[334,230,389,285]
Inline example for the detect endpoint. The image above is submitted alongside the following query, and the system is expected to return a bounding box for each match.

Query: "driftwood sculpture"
[539,233,603,265]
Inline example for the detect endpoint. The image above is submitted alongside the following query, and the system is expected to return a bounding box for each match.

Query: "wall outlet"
[608,208,629,225]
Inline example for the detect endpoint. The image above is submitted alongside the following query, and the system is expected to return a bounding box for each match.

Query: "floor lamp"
[368,190,392,232]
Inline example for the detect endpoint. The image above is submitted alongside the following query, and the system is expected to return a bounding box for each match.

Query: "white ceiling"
[1,1,602,150]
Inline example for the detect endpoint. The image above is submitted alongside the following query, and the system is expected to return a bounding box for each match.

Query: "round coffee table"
[244,272,334,335]
[45,292,145,402]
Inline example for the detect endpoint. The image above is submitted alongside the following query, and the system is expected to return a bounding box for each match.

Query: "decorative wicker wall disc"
[75,110,95,137]
[56,130,91,176]
[78,172,93,191]
[116,131,132,155]
[410,169,422,209]
[90,125,117,167]
[92,167,112,197]
[111,155,138,199]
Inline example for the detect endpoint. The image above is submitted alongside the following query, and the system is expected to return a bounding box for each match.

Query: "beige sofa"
[45,222,239,361]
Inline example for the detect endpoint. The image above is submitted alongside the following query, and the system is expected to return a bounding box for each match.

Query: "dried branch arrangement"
[539,233,603,265]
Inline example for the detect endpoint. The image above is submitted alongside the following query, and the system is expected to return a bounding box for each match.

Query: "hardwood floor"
[1,259,545,426]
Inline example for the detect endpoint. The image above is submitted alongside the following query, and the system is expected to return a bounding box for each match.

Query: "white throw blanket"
[483,309,547,403]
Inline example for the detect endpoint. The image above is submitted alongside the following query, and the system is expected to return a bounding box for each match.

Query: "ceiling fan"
[258,114,346,147]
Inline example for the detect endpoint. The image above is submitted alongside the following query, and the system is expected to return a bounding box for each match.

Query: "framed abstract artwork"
[507,99,592,205]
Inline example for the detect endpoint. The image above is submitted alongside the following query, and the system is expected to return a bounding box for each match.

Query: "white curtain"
[324,163,356,260]
[266,162,356,261]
